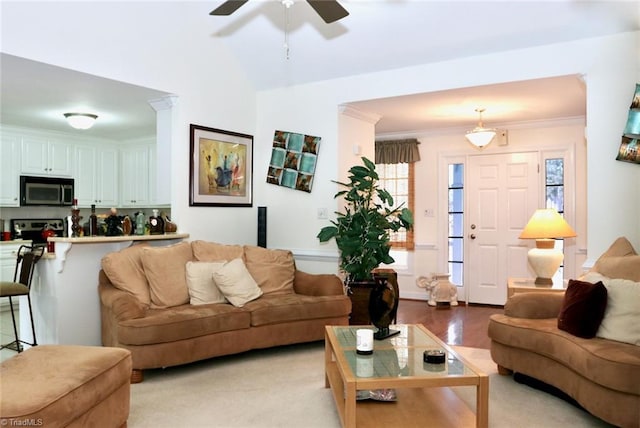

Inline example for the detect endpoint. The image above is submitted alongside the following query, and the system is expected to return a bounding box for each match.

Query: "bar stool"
[0,245,44,352]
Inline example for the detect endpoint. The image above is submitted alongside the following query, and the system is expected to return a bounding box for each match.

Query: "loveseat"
[99,240,351,383]
[488,237,640,427]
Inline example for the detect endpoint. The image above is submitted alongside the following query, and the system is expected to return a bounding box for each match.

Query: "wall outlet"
[317,208,328,219]
[424,209,435,217]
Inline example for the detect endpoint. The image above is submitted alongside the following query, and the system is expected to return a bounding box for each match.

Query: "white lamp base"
[527,239,563,285]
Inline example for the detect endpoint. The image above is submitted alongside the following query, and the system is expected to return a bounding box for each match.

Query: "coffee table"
[325,324,488,428]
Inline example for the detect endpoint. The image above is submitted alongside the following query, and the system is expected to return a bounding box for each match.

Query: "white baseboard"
[399,291,428,301]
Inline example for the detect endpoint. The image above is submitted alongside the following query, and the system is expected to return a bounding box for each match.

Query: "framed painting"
[189,124,253,206]
[266,129,320,193]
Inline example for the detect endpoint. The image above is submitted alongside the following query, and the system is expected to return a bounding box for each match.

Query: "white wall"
[3,2,638,292]
[256,32,639,296]
[584,33,640,260]
[1,1,259,244]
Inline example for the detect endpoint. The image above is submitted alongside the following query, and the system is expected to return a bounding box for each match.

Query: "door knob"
[469,234,476,240]
[470,224,476,229]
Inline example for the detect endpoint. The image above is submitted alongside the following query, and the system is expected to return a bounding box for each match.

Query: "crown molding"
[339,105,382,124]
[148,95,178,112]
[376,115,586,139]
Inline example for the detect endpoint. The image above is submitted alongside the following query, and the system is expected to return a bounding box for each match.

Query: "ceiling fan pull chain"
[283,1,291,60]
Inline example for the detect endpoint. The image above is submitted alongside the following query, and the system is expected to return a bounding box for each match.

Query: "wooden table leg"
[324,330,331,388]
[344,382,357,428]
[476,375,489,428]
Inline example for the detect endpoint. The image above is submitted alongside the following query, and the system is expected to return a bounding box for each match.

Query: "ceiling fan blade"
[210,0,249,16]
[306,0,349,24]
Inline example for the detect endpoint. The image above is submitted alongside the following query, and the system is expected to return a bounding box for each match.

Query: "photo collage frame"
[616,83,640,165]
[267,130,320,193]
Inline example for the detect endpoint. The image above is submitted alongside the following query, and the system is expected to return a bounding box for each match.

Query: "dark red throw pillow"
[557,279,608,338]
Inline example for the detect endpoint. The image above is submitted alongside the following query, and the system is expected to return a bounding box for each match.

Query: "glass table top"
[330,325,477,379]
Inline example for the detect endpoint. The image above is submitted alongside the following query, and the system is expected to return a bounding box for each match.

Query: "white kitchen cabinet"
[0,242,32,312]
[120,145,151,207]
[0,243,22,282]
[21,137,73,177]
[0,133,21,206]
[75,145,119,208]
[148,145,158,205]
[96,148,119,207]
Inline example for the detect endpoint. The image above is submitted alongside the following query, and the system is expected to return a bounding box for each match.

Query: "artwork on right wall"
[616,83,640,165]
[266,130,321,193]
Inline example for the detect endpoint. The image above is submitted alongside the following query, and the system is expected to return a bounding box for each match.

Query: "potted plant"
[317,157,413,330]
[317,157,413,339]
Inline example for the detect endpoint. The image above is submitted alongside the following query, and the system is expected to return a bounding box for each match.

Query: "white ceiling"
[1,0,638,140]
[213,0,639,90]
[351,74,587,135]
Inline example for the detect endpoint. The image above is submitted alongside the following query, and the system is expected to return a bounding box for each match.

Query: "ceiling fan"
[210,0,349,24]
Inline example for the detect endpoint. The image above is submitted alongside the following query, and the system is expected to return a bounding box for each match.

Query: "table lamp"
[519,208,576,285]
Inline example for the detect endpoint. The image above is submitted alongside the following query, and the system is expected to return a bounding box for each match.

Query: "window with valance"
[374,139,419,251]
[375,138,421,164]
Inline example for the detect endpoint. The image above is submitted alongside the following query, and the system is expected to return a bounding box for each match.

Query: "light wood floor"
[395,300,503,349]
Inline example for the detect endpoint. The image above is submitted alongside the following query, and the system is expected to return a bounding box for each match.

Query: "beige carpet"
[128,342,614,427]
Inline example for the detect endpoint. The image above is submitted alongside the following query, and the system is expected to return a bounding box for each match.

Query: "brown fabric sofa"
[488,237,640,428]
[98,240,351,383]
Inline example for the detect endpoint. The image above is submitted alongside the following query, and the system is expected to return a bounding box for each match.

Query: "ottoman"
[0,345,131,428]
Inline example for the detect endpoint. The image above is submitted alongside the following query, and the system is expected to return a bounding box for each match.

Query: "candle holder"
[71,208,82,237]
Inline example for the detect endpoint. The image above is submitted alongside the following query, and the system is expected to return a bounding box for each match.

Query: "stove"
[10,218,65,243]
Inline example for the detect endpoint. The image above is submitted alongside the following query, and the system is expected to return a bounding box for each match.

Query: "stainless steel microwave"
[20,175,75,206]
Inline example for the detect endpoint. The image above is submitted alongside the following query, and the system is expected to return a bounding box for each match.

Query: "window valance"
[375,139,421,164]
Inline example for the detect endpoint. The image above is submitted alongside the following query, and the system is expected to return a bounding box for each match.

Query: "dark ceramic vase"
[346,279,376,325]
[368,277,400,340]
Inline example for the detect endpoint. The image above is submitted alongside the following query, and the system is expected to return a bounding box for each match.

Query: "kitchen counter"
[0,240,55,260]
[22,232,190,347]
[47,233,190,271]
[0,239,33,245]
[48,233,189,244]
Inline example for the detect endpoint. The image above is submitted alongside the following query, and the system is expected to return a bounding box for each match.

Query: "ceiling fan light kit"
[64,112,98,130]
[465,107,496,148]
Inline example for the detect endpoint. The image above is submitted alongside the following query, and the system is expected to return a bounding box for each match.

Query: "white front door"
[466,152,539,305]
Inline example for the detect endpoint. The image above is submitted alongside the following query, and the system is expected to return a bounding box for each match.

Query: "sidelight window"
[545,158,566,275]
[448,163,464,286]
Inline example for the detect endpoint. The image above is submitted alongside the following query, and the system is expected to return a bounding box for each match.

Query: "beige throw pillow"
[596,236,638,258]
[186,261,227,305]
[192,240,244,262]
[142,241,193,308]
[101,243,151,306]
[593,255,640,282]
[212,258,263,307]
[244,245,295,295]
[591,237,640,281]
[581,272,640,346]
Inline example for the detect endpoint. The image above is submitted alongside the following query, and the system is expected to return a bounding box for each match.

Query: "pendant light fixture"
[64,112,98,130]
[465,107,496,148]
